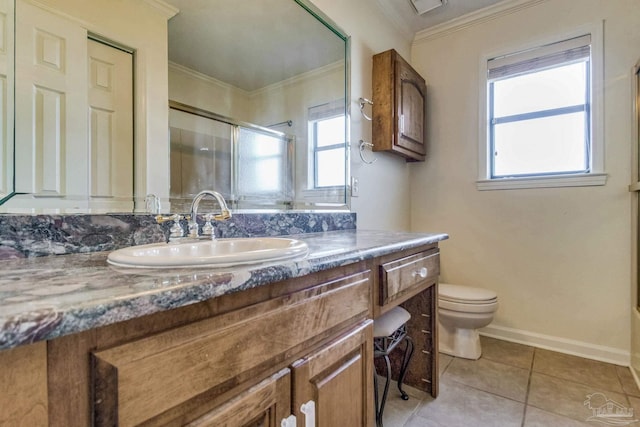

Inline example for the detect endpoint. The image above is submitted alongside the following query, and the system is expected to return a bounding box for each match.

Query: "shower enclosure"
[169,102,295,212]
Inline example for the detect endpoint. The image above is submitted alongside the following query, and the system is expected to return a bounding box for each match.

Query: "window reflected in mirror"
[309,101,346,189]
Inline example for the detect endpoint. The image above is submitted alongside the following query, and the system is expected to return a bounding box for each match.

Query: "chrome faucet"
[188,190,232,239]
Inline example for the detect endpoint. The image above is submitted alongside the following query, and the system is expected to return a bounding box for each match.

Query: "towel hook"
[358,97,373,121]
[359,139,377,164]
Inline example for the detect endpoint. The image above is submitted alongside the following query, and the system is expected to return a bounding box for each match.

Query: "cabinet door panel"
[186,368,291,427]
[0,342,48,426]
[397,60,426,155]
[292,321,374,427]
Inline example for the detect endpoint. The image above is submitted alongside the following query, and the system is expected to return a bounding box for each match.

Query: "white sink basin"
[107,237,309,268]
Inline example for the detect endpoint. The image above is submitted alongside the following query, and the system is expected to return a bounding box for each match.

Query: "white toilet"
[438,283,498,360]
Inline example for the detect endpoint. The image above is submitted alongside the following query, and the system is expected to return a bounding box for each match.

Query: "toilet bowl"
[438,283,498,360]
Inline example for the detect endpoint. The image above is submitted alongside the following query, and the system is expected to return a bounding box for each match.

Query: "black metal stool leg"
[376,354,392,427]
[373,368,381,427]
[397,335,414,401]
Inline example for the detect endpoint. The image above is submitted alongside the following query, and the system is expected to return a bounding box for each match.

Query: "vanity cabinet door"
[372,49,427,162]
[186,368,292,427]
[291,320,374,427]
[0,342,48,426]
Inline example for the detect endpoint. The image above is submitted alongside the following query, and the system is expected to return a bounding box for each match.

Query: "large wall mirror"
[0,0,13,207]
[0,0,350,213]
[166,0,350,211]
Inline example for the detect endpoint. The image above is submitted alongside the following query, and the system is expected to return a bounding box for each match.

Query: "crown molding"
[142,0,179,19]
[168,62,250,97]
[413,0,549,44]
[249,60,345,98]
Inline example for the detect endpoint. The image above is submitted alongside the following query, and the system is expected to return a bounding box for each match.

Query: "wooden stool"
[373,306,414,427]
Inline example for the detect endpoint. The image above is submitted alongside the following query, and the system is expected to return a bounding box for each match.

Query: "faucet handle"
[155,214,186,241]
[156,213,180,224]
[202,214,216,239]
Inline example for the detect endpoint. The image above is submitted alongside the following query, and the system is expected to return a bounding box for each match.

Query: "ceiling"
[166,0,344,92]
[165,0,505,92]
[374,0,505,37]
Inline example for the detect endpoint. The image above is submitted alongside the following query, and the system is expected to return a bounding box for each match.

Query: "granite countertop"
[0,229,448,350]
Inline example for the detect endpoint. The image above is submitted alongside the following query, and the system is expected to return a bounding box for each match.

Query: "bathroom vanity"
[0,229,446,426]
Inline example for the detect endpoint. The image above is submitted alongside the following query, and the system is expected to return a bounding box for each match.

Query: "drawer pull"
[281,415,297,427]
[301,400,316,427]
[412,267,428,278]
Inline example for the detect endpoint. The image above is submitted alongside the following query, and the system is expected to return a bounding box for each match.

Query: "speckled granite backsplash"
[0,212,356,260]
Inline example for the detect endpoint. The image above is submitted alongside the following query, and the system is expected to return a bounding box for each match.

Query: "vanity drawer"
[92,269,371,426]
[380,249,439,306]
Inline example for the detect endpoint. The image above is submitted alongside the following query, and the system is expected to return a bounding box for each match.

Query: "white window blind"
[488,34,591,80]
[308,99,345,121]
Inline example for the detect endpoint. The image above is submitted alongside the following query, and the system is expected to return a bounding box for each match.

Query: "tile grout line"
[520,347,536,427]
[615,366,635,407]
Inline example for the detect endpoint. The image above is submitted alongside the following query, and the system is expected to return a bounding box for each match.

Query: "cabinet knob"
[412,267,428,278]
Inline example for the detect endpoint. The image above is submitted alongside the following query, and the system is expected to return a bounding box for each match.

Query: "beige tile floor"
[379,336,640,427]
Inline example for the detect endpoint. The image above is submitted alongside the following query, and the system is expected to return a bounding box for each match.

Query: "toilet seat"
[439,298,498,314]
[439,283,497,304]
[438,283,498,314]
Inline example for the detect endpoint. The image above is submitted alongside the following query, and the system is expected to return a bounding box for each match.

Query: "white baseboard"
[480,324,631,366]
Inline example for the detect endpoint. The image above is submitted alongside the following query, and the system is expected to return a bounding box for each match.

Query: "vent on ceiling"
[409,0,446,15]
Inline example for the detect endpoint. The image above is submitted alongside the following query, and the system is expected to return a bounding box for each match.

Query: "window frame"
[307,100,347,190]
[477,24,606,190]
[311,116,346,188]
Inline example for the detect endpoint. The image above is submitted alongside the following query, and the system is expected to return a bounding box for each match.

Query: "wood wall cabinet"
[372,49,427,162]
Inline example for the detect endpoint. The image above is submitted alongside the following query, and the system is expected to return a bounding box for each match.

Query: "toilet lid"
[439,283,497,303]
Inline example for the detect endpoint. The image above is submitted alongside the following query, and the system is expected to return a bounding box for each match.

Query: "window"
[308,101,346,189]
[478,31,606,190]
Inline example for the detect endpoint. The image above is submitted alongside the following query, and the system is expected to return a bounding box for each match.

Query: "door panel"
[88,39,133,211]
[292,321,374,427]
[15,0,88,198]
[396,59,426,157]
[186,368,291,427]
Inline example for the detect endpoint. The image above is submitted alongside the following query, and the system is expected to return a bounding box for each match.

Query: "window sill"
[476,173,607,191]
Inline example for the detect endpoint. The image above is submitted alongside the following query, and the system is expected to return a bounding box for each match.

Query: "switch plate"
[351,176,359,197]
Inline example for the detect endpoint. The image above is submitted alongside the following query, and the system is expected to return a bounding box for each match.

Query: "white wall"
[312,0,413,231]
[410,0,640,362]
[168,63,252,122]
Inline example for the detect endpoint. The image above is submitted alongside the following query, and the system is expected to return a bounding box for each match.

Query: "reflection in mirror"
[166,0,349,210]
[4,0,134,213]
[169,102,295,211]
[0,0,14,204]
[0,0,349,213]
